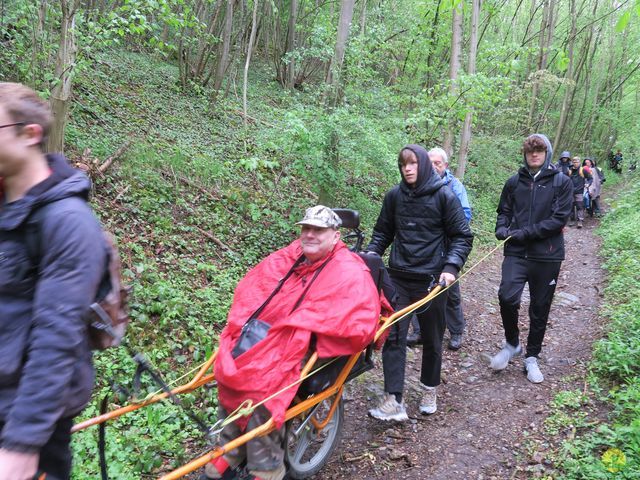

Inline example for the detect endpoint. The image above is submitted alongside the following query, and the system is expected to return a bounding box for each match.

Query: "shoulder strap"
[24,205,50,273]
[506,174,519,195]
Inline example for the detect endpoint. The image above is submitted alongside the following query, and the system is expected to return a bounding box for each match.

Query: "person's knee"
[499,292,521,309]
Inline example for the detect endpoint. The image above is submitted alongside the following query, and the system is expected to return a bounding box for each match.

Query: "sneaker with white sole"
[419,386,437,415]
[524,356,544,383]
[368,393,409,422]
[489,342,522,370]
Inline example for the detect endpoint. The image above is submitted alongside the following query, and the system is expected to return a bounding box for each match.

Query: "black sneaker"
[448,334,463,350]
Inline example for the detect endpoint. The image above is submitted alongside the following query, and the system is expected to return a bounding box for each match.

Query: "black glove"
[508,229,527,243]
[495,226,509,240]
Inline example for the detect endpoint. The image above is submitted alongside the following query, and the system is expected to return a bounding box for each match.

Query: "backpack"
[26,204,131,350]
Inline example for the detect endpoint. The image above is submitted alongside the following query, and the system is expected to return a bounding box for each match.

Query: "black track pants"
[498,256,561,358]
[382,276,447,394]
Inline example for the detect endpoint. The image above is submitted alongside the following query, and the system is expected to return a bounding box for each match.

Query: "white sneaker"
[419,386,437,415]
[368,393,409,422]
[524,356,544,383]
[489,342,522,370]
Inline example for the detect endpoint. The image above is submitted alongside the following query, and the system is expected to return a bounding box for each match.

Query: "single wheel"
[284,396,344,479]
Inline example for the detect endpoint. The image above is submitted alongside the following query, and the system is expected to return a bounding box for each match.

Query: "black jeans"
[498,256,561,358]
[382,276,447,396]
[0,416,73,480]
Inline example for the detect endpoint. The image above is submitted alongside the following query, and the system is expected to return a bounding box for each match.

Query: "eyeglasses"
[0,122,24,130]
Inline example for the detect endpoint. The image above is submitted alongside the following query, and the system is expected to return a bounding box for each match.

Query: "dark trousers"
[411,281,464,336]
[571,193,585,221]
[498,256,561,358]
[382,276,447,395]
[0,416,73,480]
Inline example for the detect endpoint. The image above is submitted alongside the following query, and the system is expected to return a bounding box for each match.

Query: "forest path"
[318,215,605,480]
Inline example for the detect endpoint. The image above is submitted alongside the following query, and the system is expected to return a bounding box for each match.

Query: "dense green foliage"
[553,175,640,479]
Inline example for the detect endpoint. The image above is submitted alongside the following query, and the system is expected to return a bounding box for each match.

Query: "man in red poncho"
[203,206,385,480]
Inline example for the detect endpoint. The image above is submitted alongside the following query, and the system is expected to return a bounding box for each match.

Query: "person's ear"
[333,230,340,245]
[20,123,44,148]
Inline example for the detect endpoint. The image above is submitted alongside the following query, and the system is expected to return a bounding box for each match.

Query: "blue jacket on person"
[442,169,472,223]
[0,154,105,453]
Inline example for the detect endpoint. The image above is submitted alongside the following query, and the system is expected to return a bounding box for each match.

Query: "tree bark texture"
[47,0,79,153]
[442,0,462,158]
[456,0,480,181]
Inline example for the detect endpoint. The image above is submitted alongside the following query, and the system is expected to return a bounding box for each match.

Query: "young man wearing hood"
[491,134,573,383]
[556,150,572,176]
[0,83,105,479]
[366,145,473,421]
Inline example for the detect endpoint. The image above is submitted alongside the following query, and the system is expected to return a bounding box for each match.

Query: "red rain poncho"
[214,239,382,429]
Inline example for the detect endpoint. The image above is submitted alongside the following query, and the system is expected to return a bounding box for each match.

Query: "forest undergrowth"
[549,175,640,479]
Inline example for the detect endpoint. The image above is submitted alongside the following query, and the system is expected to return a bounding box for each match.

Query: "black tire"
[284,396,344,479]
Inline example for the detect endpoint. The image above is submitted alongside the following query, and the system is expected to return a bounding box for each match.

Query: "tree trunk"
[284,0,298,89]
[552,0,576,152]
[325,0,356,97]
[442,0,462,158]
[47,0,79,154]
[30,0,48,87]
[359,0,367,36]
[456,0,480,181]
[243,0,259,127]
[527,0,555,131]
[212,0,234,96]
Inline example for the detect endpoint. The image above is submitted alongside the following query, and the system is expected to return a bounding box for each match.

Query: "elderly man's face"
[430,153,447,177]
[300,225,340,262]
[572,158,581,168]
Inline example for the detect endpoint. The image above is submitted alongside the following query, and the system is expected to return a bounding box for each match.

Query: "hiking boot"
[524,356,544,383]
[419,386,437,415]
[568,220,575,227]
[406,332,422,347]
[368,393,409,422]
[448,333,463,350]
[577,220,583,228]
[489,342,522,371]
[249,463,286,480]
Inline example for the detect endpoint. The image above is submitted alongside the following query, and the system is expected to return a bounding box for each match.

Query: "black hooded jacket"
[366,144,473,279]
[495,134,573,261]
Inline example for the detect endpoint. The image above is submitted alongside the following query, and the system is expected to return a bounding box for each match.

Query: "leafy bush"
[556,176,640,479]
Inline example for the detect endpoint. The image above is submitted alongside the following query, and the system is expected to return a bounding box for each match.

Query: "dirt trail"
[318,216,605,480]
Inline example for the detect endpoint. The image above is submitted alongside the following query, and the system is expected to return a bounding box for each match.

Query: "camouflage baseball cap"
[296,205,342,229]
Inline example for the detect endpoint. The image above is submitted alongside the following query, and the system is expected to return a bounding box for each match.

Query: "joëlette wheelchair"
[72,209,440,479]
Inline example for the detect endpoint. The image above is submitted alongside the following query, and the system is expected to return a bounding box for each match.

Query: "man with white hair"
[407,147,471,350]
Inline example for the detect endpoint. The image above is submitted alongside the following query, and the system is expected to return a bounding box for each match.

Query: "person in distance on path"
[491,134,573,383]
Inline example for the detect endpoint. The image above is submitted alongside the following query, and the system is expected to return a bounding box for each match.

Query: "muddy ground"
[317,216,606,480]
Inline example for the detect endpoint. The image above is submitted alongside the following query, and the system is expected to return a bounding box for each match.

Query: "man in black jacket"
[491,134,573,383]
[367,144,473,421]
[0,83,105,479]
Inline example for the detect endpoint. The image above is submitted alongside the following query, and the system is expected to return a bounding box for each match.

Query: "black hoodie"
[367,145,473,279]
[495,134,574,261]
